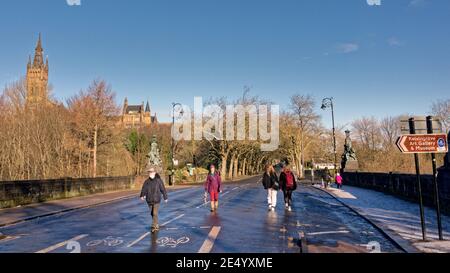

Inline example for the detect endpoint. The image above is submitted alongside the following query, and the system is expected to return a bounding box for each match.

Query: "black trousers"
[283,190,293,206]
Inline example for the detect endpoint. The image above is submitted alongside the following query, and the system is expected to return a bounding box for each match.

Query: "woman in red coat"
[204,164,222,212]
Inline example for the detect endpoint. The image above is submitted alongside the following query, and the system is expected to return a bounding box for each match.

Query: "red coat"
[204,173,221,193]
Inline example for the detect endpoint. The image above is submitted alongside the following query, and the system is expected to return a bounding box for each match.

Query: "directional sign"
[397,134,448,154]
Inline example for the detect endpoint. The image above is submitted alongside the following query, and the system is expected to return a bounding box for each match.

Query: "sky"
[0,0,449,127]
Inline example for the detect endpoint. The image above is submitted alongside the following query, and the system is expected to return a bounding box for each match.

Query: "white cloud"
[409,0,427,8]
[336,43,359,54]
[387,37,404,47]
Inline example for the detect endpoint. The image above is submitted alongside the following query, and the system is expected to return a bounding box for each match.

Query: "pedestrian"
[279,164,297,212]
[262,164,280,212]
[140,167,168,233]
[204,164,222,212]
[335,173,343,189]
[322,167,332,189]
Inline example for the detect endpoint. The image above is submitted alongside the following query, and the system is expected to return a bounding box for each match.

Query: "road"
[0,176,403,253]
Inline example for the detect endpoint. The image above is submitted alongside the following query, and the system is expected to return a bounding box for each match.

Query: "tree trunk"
[228,153,235,180]
[233,156,239,178]
[93,125,98,178]
[220,153,228,180]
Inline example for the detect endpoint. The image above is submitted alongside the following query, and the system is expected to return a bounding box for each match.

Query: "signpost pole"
[410,117,427,241]
[427,116,444,240]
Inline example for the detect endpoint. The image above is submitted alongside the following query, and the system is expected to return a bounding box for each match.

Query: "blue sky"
[0,0,449,127]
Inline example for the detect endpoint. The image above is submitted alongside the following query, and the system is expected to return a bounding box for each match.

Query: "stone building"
[121,98,158,128]
[26,34,49,107]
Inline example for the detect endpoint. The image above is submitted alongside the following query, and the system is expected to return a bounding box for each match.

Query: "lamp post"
[321,97,337,175]
[170,102,184,186]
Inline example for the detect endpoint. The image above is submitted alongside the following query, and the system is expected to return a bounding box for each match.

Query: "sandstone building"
[26,34,49,107]
[121,98,158,128]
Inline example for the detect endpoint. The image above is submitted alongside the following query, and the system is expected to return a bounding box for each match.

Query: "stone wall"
[342,171,450,215]
[0,176,136,209]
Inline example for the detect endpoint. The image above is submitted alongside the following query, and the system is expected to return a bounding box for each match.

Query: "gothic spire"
[33,33,44,67]
[145,101,151,113]
[36,33,43,52]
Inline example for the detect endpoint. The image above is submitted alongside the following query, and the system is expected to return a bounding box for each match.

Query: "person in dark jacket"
[140,167,168,233]
[322,167,332,189]
[279,165,297,212]
[204,164,222,212]
[262,164,280,211]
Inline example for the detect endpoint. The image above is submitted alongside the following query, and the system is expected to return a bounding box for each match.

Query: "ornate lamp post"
[321,97,337,175]
[170,102,184,186]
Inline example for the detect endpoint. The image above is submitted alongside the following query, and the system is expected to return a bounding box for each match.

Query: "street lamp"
[170,102,184,186]
[321,97,338,176]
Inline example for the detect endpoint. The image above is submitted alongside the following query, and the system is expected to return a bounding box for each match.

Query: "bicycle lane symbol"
[85,236,125,249]
[156,236,190,248]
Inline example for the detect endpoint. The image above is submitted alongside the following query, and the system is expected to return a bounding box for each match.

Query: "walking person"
[140,167,168,233]
[262,164,280,212]
[279,164,297,212]
[322,167,332,189]
[335,173,343,189]
[204,164,222,212]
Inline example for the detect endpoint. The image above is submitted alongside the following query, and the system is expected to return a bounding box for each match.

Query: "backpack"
[285,171,294,189]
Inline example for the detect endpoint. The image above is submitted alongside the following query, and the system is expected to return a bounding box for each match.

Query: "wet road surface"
[0,176,403,253]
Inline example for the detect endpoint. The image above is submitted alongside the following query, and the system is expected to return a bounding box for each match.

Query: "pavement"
[321,185,450,253]
[0,176,404,253]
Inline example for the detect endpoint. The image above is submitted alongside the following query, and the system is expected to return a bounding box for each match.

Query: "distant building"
[121,98,158,128]
[313,163,336,170]
[26,34,49,107]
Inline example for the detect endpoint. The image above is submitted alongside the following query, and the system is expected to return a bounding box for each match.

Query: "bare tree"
[289,94,320,177]
[431,99,450,133]
[67,80,119,178]
[380,116,400,147]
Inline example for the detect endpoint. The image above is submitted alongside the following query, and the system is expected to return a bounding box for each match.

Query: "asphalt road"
[0,176,403,253]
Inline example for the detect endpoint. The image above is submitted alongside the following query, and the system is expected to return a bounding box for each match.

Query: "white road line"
[307,230,350,236]
[196,201,210,209]
[231,187,240,191]
[198,226,221,253]
[127,214,185,248]
[221,191,231,196]
[0,235,21,243]
[160,214,185,226]
[126,232,150,248]
[35,234,88,253]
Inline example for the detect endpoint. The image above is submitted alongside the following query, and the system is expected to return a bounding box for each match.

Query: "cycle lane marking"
[126,214,185,248]
[35,234,89,253]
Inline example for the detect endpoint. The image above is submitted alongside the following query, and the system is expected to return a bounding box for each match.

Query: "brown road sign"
[397,134,448,154]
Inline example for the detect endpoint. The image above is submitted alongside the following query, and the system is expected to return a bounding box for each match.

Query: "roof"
[125,105,143,113]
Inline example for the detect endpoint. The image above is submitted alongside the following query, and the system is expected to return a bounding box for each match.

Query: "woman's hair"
[284,165,291,172]
[209,164,217,175]
[265,164,275,175]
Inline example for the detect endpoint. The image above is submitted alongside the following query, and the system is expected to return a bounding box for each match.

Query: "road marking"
[35,234,89,253]
[0,235,21,243]
[160,214,185,226]
[221,191,231,196]
[198,226,221,253]
[127,214,185,248]
[307,230,350,236]
[231,187,240,191]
